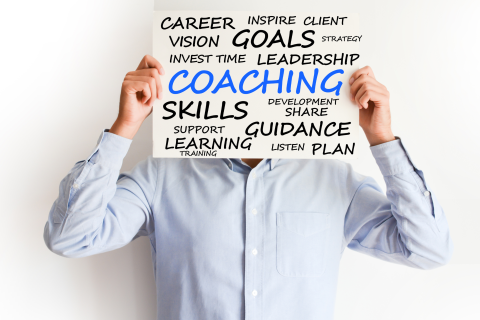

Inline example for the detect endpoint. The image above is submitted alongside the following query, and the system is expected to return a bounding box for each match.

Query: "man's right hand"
[110,55,164,139]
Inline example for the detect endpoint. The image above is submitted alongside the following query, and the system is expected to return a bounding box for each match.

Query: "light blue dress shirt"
[44,130,453,320]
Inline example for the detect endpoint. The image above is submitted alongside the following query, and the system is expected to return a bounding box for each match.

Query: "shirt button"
[252,290,258,297]
[424,190,431,197]
[251,208,258,215]
[73,183,79,189]
[251,172,256,178]
[252,249,258,255]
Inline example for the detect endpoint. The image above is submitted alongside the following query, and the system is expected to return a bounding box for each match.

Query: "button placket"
[244,162,266,320]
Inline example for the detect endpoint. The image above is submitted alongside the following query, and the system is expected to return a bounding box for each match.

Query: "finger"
[355,85,388,109]
[137,54,165,76]
[349,65,375,85]
[122,80,151,104]
[349,75,385,101]
[124,76,156,106]
[126,69,163,99]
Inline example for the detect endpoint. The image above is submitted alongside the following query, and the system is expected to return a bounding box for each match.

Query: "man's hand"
[349,66,395,146]
[110,55,165,139]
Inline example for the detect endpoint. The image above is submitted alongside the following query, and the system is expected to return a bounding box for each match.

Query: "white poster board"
[153,11,360,158]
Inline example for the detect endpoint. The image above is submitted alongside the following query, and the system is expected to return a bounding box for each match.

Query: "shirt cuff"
[87,129,132,170]
[370,137,415,176]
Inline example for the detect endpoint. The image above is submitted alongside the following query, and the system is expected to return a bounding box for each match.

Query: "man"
[44,55,453,320]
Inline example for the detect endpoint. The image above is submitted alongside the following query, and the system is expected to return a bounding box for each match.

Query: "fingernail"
[158,92,163,100]
[349,77,354,85]
[350,93,354,100]
[160,67,165,75]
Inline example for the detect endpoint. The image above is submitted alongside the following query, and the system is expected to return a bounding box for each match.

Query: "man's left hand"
[349,66,396,146]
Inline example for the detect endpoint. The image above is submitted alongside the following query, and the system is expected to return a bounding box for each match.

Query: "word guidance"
[153,11,360,158]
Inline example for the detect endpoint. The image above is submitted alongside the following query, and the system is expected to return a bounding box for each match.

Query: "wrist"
[364,130,396,147]
[109,118,141,140]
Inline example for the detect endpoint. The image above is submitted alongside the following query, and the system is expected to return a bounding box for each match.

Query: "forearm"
[44,55,164,257]
[364,129,395,147]
[110,117,142,140]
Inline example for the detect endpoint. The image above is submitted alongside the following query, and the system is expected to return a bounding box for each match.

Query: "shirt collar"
[270,159,280,170]
[222,158,280,171]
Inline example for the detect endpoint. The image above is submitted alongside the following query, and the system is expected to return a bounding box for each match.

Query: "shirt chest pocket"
[276,212,331,277]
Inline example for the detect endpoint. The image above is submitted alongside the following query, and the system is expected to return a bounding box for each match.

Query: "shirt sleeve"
[343,138,453,269]
[43,130,157,258]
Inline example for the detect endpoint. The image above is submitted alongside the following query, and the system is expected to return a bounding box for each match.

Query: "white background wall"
[1,0,479,319]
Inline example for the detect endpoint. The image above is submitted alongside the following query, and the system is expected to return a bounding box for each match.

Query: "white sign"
[153,11,360,158]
